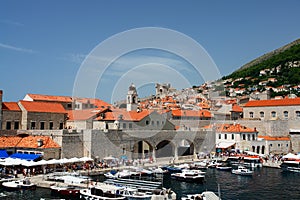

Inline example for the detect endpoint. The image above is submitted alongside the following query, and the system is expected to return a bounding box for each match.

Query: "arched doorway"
[178,139,194,156]
[156,140,174,158]
[133,141,153,159]
[252,146,255,153]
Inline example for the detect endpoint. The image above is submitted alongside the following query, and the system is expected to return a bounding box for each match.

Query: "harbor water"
[0,167,300,200]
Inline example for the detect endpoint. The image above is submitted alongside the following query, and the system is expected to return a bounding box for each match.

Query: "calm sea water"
[0,167,299,200]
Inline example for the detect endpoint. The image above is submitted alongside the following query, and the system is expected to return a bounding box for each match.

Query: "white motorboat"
[171,169,205,182]
[280,160,300,173]
[231,166,253,176]
[80,183,127,200]
[182,191,221,200]
[2,178,37,190]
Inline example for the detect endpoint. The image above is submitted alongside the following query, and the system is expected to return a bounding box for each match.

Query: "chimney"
[37,139,44,147]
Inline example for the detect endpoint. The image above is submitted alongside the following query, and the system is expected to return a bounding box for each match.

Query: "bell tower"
[127,83,138,111]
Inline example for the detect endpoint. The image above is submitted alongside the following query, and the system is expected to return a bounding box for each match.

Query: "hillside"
[221,38,300,98]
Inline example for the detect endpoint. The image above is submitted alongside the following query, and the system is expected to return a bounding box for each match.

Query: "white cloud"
[0,42,36,53]
[0,19,24,27]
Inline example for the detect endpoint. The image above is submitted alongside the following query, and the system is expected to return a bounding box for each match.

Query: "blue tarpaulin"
[9,153,41,161]
[0,150,9,159]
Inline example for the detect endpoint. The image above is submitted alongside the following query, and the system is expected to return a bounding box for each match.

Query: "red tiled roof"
[244,98,300,107]
[204,123,257,133]
[258,136,290,141]
[26,94,72,103]
[95,109,152,121]
[19,101,66,113]
[231,104,243,112]
[16,135,60,148]
[0,136,22,148]
[2,102,21,111]
[172,109,212,118]
[67,108,106,121]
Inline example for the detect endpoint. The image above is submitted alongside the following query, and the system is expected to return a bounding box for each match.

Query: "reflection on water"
[1,168,300,200]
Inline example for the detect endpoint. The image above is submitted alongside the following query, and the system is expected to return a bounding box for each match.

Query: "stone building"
[243,98,300,120]
[18,100,67,130]
[0,135,61,160]
[1,102,22,130]
[93,109,175,131]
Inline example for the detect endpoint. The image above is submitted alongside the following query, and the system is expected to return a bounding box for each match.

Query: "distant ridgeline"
[222,39,300,80]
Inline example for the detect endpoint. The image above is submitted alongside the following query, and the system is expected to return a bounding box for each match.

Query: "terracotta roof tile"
[2,102,21,111]
[204,123,257,133]
[67,109,106,121]
[16,135,60,148]
[171,109,212,118]
[244,98,300,107]
[0,136,22,148]
[231,104,243,112]
[258,136,290,141]
[95,109,152,121]
[26,94,72,103]
[19,101,66,113]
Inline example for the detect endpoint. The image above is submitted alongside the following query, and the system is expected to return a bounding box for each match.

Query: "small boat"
[119,187,152,200]
[182,191,221,200]
[80,183,127,200]
[2,178,37,190]
[161,166,182,173]
[171,169,205,182]
[280,160,300,173]
[50,184,84,199]
[104,170,137,179]
[216,163,232,171]
[231,166,253,176]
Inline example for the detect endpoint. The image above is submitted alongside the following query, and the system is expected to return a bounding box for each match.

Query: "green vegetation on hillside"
[222,43,300,80]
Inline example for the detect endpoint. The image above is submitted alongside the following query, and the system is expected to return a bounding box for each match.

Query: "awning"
[216,142,235,149]
[9,153,41,161]
[0,150,9,159]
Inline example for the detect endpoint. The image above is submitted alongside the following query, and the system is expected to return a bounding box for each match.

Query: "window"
[146,120,149,125]
[14,121,19,130]
[283,111,288,119]
[123,123,126,129]
[59,122,64,129]
[219,134,221,139]
[31,121,36,129]
[243,134,246,140]
[151,121,154,126]
[278,144,280,147]
[296,111,300,118]
[6,121,11,130]
[49,122,54,130]
[270,144,273,147]
[224,134,227,139]
[286,144,289,147]
[271,111,276,118]
[232,134,234,140]
[252,134,255,140]
[247,134,251,141]
[157,121,159,126]
[260,111,264,118]
[40,122,45,130]
[129,123,132,129]
[249,112,254,118]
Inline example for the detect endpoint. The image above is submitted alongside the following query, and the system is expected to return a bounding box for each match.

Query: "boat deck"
[104,178,162,191]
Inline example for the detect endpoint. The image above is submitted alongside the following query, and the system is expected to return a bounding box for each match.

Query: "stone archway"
[132,140,153,159]
[156,140,175,158]
[177,139,194,156]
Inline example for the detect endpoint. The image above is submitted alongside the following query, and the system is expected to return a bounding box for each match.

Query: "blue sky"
[1,1,300,103]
